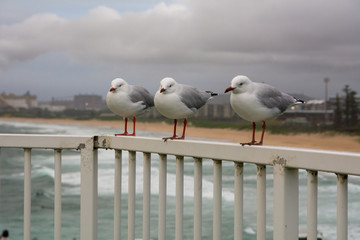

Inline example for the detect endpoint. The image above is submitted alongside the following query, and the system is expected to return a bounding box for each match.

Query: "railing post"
[273,159,298,240]
[194,158,203,240]
[307,170,318,240]
[176,156,184,240]
[128,151,136,240]
[114,150,122,240]
[24,148,31,240]
[213,159,222,240]
[54,149,62,240]
[337,174,348,240]
[234,162,243,240]
[143,152,151,240]
[158,154,167,240]
[80,137,98,240]
[257,165,266,240]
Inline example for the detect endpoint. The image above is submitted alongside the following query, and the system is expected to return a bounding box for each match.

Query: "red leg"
[241,122,258,145]
[258,121,266,145]
[173,119,177,137]
[128,117,136,136]
[163,119,187,141]
[163,119,178,141]
[241,121,266,146]
[115,117,128,136]
[251,122,256,143]
[179,118,187,140]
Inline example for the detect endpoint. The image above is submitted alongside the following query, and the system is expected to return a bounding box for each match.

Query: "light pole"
[324,77,330,123]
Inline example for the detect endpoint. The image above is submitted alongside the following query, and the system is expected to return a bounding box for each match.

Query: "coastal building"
[39,98,74,112]
[74,94,106,110]
[0,91,38,110]
[41,95,106,111]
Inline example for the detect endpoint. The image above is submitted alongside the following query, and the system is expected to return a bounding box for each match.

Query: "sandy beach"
[1,116,360,153]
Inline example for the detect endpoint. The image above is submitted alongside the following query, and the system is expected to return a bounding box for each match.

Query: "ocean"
[0,120,359,240]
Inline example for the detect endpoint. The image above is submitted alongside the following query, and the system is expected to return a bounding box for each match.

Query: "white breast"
[230,92,280,122]
[106,91,145,117]
[154,91,194,119]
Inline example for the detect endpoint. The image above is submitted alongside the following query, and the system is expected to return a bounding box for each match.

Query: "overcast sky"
[1,0,359,101]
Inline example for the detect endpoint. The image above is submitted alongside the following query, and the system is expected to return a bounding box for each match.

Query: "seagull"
[154,77,217,141]
[225,75,304,145]
[106,78,154,136]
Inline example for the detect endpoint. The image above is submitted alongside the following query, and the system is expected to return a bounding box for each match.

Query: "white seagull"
[106,78,154,136]
[225,75,304,145]
[154,77,217,141]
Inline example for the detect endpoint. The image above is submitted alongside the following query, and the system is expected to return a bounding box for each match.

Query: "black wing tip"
[295,97,305,104]
[205,91,218,96]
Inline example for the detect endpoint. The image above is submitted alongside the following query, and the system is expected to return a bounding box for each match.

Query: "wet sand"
[1,116,359,153]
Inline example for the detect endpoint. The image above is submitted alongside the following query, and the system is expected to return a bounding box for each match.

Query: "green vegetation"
[333,85,359,131]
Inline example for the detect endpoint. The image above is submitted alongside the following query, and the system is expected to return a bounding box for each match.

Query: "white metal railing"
[0,134,360,240]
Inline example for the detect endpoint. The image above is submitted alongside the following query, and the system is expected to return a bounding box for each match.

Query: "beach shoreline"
[1,116,359,153]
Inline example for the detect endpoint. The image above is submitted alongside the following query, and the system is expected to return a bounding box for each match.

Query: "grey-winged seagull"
[106,78,154,136]
[225,75,304,145]
[154,77,217,141]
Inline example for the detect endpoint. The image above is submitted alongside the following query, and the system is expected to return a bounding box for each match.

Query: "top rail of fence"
[0,134,359,176]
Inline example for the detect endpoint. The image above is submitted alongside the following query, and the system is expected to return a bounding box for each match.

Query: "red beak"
[160,88,166,93]
[224,86,235,93]
[110,87,116,92]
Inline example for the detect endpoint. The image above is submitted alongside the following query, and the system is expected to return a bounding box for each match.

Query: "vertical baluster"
[194,158,203,240]
[257,165,266,240]
[143,152,151,240]
[128,151,136,240]
[54,149,62,240]
[80,137,98,240]
[24,148,31,240]
[114,150,122,240]
[234,162,243,240]
[176,156,184,240]
[213,160,222,240]
[273,163,298,240]
[158,154,167,240]
[337,174,348,240]
[307,170,318,240]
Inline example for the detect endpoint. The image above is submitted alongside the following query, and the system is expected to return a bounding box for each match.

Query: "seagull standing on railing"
[225,75,304,145]
[106,78,154,136]
[154,77,217,141]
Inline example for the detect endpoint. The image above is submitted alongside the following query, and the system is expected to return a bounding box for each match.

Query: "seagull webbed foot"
[162,135,185,142]
[115,132,135,136]
[240,140,263,146]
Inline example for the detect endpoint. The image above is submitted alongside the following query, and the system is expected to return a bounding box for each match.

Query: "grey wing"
[129,86,154,108]
[179,85,211,110]
[256,83,296,113]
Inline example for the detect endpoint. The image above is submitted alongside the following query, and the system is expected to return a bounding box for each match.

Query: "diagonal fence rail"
[0,134,359,240]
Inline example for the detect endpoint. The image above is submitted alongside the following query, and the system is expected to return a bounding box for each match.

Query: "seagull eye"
[239,83,243,86]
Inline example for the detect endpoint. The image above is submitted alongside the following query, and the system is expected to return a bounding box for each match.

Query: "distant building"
[303,99,325,111]
[39,98,74,112]
[41,95,106,111]
[328,95,360,120]
[74,94,106,110]
[50,98,74,109]
[328,96,360,110]
[196,94,236,119]
[0,91,38,110]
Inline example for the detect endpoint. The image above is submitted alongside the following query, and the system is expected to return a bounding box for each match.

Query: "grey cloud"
[1,1,360,68]
[0,0,359,100]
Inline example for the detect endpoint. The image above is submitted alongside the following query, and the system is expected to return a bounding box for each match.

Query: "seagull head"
[159,77,177,94]
[224,75,251,94]
[109,78,128,92]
